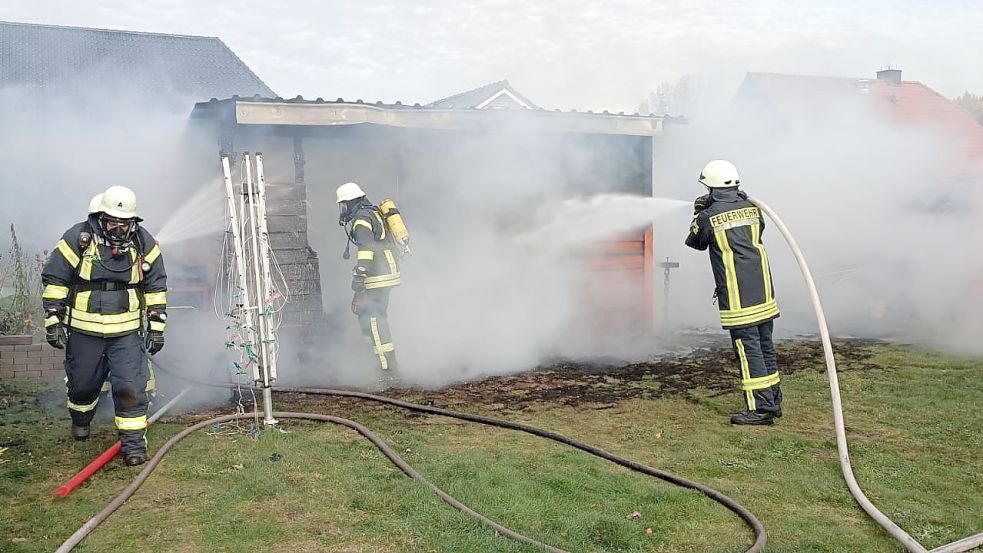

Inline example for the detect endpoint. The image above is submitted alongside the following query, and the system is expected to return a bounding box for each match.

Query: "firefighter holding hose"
[42,185,167,465]
[685,160,783,425]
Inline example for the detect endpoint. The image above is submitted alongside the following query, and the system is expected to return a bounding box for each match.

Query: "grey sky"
[2,0,982,111]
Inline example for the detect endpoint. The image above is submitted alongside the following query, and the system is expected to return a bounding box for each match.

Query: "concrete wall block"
[0,368,15,379]
[27,363,49,372]
[14,370,41,379]
[0,335,32,346]
[5,351,28,359]
[15,344,43,352]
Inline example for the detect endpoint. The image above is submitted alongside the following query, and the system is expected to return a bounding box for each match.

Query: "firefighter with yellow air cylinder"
[42,185,167,465]
[686,160,784,426]
[336,182,407,383]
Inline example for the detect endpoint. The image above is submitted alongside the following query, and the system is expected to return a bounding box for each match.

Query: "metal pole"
[243,154,276,426]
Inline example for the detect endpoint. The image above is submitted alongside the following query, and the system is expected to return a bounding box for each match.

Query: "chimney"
[876,68,902,87]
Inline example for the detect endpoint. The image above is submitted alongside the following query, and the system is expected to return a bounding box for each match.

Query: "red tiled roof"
[738,72,983,181]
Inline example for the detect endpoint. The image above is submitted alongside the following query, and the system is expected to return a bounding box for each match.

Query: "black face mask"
[98,214,137,247]
[338,199,361,226]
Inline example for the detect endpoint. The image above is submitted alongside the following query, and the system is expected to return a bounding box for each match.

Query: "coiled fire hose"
[57,361,768,553]
[749,195,983,553]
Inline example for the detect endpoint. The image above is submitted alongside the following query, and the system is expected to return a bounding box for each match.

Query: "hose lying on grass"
[749,195,983,553]
[57,361,768,553]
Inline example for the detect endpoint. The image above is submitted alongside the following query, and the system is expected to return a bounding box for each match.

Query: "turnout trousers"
[357,288,398,372]
[64,331,149,454]
[728,320,783,413]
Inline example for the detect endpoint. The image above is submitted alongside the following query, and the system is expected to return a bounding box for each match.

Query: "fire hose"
[52,389,189,497]
[57,362,768,553]
[748,195,983,553]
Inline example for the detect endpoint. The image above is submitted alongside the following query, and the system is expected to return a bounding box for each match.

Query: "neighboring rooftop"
[736,70,983,180]
[427,79,539,110]
[0,20,275,99]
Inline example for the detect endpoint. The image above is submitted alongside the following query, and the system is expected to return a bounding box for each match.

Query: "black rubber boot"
[71,424,90,441]
[124,451,147,466]
[730,410,777,426]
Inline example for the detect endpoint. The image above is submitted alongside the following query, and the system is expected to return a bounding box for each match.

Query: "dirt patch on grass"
[272,338,884,415]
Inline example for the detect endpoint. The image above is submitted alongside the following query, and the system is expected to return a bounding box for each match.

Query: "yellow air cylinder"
[379,199,411,255]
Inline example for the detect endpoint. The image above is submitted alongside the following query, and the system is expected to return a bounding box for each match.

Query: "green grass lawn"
[1,341,980,552]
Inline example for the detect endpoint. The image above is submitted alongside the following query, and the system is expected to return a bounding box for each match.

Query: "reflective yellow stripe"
[357,249,375,261]
[751,223,773,302]
[364,276,401,289]
[43,285,70,299]
[45,315,61,328]
[370,317,388,370]
[375,343,395,353]
[70,309,141,324]
[128,289,140,311]
[129,249,140,284]
[79,242,95,280]
[56,239,80,268]
[373,211,387,240]
[735,339,756,411]
[384,249,397,274]
[149,320,166,332]
[115,415,147,431]
[74,291,92,311]
[714,230,741,309]
[721,300,780,328]
[742,372,781,391]
[721,299,780,321]
[68,398,99,413]
[352,219,372,232]
[144,244,162,264]
[70,318,142,334]
[144,291,166,306]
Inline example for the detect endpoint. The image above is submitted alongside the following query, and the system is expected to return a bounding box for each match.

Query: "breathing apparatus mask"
[98,213,138,251]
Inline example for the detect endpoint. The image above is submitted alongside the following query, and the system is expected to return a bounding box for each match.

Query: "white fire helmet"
[336,182,367,203]
[698,160,741,188]
[88,193,104,214]
[97,186,142,221]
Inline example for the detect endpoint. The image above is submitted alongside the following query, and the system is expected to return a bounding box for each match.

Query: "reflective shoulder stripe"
[43,284,70,300]
[356,249,375,261]
[55,239,80,268]
[352,219,373,232]
[144,243,162,264]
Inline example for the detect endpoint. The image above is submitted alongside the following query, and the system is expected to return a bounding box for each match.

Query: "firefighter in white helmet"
[41,185,168,465]
[336,182,401,382]
[686,160,783,425]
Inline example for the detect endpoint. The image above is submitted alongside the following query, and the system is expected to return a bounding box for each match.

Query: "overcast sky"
[2,0,982,112]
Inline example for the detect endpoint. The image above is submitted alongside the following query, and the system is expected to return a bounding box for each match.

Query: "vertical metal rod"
[222,155,258,382]
[254,153,278,381]
[243,154,276,425]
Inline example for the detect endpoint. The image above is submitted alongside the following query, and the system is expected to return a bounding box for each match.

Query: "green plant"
[0,225,44,336]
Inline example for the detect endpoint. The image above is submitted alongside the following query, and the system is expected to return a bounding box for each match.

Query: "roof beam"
[231,101,663,136]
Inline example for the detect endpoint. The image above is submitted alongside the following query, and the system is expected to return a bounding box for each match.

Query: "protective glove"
[145,330,165,355]
[351,291,366,314]
[44,308,68,349]
[145,310,166,355]
[694,194,710,213]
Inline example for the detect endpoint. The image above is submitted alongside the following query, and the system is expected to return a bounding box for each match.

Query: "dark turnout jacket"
[685,188,778,329]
